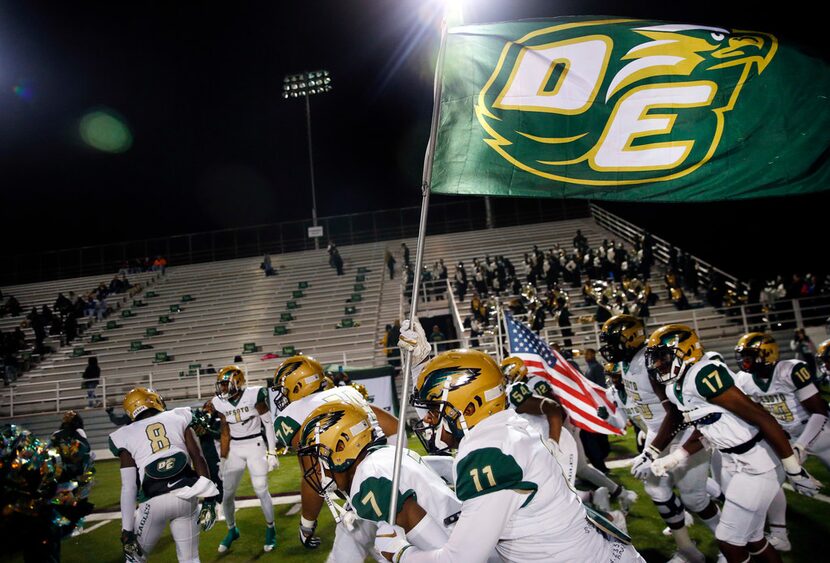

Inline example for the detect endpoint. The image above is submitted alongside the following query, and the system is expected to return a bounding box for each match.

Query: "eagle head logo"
[418,366,482,402]
[476,18,777,187]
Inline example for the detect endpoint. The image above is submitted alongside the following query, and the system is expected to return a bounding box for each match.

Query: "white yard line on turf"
[85,494,302,523]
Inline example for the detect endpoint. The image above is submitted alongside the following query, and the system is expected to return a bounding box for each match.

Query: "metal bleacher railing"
[2,198,590,286]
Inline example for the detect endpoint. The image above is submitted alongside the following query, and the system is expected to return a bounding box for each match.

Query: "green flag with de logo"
[430,17,829,201]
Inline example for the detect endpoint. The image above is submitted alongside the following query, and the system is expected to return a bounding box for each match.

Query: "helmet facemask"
[271,384,290,411]
[298,428,339,497]
[646,345,686,384]
[735,348,774,378]
[410,380,465,455]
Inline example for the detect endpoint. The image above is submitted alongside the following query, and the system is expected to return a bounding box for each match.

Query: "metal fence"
[2,198,589,286]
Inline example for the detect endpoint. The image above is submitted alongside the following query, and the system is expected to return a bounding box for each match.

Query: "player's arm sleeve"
[353,476,416,523]
[120,467,138,531]
[400,489,523,563]
[258,392,277,451]
[506,382,533,410]
[274,415,300,449]
[790,362,820,401]
[694,364,735,400]
[795,412,829,450]
[406,511,450,550]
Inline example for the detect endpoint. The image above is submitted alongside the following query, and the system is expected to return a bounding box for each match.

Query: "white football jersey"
[620,348,667,432]
[605,384,641,431]
[272,385,368,449]
[108,407,193,482]
[350,445,461,537]
[666,356,778,473]
[211,386,267,439]
[735,360,817,438]
[452,409,621,561]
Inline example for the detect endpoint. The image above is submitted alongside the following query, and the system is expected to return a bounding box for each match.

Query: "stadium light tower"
[283,70,333,250]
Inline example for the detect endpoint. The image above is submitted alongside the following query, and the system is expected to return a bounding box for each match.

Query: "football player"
[600,315,719,563]
[374,346,645,562]
[819,338,830,383]
[733,332,830,550]
[109,388,219,562]
[644,324,821,563]
[297,397,463,561]
[210,365,279,553]
[268,355,399,551]
[599,361,647,435]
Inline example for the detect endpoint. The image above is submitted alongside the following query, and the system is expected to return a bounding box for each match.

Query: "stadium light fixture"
[282,70,333,250]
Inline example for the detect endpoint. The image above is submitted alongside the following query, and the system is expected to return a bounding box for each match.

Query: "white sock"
[767,487,787,531]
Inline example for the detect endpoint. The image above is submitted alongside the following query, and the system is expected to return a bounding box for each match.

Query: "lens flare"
[79,108,132,153]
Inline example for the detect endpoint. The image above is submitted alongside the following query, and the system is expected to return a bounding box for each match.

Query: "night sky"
[1,1,827,280]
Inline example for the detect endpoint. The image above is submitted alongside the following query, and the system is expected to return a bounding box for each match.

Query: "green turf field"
[27,433,830,562]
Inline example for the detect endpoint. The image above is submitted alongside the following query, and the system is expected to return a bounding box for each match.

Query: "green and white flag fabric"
[430,17,829,201]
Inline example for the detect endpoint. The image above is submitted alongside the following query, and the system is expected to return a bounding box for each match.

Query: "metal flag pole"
[388,14,450,523]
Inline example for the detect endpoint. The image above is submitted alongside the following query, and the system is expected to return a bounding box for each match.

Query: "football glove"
[198,499,217,532]
[631,444,660,480]
[596,406,609,420]
[398,319,431,366]
[299,518,322,549]
[786,467,822,497]
[651,447,689,477]
[374,522,413,563]
[266,450,280,472]
[636,430,646,448]
[121,530,143,562]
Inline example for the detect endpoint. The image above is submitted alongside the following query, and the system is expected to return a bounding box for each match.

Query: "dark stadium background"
[1,0,826,281]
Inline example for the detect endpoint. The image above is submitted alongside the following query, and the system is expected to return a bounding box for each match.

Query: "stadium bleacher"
[0,211,812,424]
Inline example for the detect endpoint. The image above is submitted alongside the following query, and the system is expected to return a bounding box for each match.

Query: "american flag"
[504,312,622,435]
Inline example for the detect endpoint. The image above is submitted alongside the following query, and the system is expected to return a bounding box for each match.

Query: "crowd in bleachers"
[117,255,167,275]
[0,273,143,385]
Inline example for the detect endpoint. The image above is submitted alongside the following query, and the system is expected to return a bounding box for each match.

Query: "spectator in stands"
[583,348,605,388]
[333,249,345,275]
[388,320,401,368]
[401,242,411,268]
[573,229,589,254]
[791,328,818,375]
[385,249,396,280]
[454,262,468,302]
[27,307,47,355]
[261,254,276,276]
[81,356,100,408]
[54,293,71,315]
[552,298,571,347]
[429,324,446,352]
[152,255,167,273]
[64,313,78,344]
[530,302,546,334]
[2,294,21,317]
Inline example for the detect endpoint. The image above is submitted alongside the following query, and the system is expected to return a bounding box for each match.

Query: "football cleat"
[264,524,277,552]
[617,487,638,514]
[767,527,791,552]
[218,526,240,553]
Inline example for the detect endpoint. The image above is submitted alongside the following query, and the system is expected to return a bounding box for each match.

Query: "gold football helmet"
[599,315,646,363]
[215,365,246,400]
[297,400,382,495]
[734,332,779,377]
[271,355,327,410]
[645,324,703,384]
[500,356,528,384]
[410,349,505,453]
[818,339,830,377]
[123,387,166,420]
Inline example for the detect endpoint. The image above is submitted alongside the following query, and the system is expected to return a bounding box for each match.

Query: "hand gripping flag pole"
[387,14,450,524]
